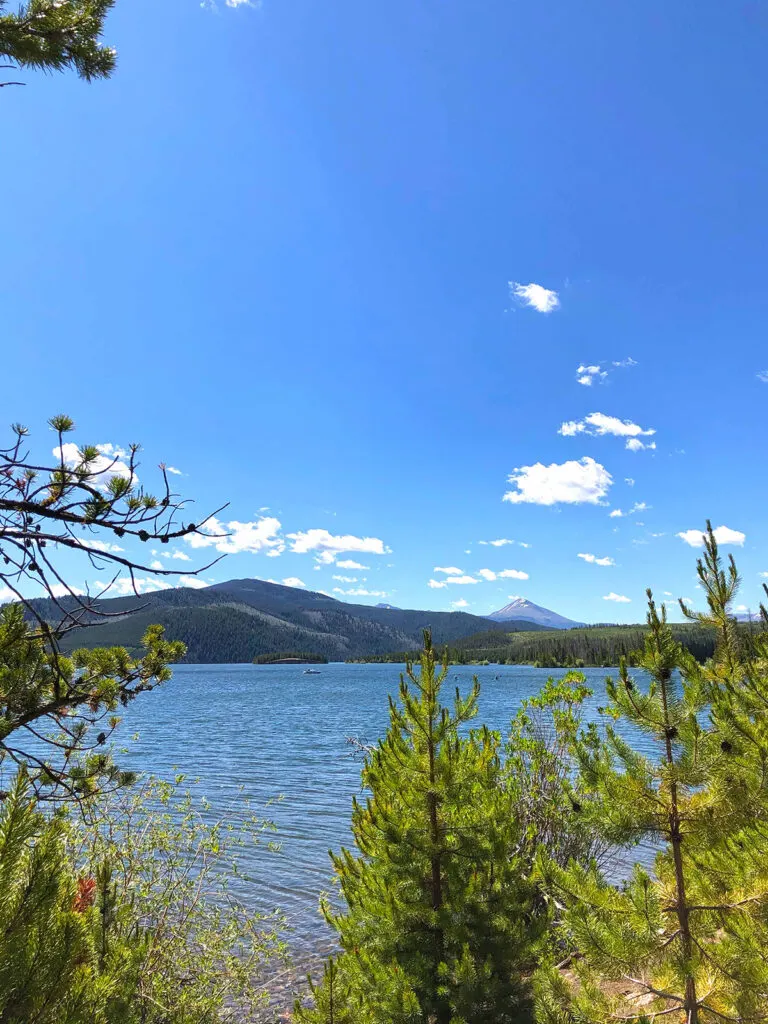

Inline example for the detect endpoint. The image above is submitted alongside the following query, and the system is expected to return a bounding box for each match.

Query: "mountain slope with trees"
[26,578,527,662]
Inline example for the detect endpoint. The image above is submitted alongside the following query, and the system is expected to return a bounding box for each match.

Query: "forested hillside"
[357,622,737,666]
[26,578,516,662]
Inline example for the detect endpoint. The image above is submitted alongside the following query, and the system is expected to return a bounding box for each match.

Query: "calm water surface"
[116,662,646,975]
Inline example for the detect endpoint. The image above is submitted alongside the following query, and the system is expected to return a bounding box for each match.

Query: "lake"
[115,661,646,1004]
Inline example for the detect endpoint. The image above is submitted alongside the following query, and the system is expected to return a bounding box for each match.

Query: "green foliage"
[296,631,541,1024]
[0,603,184,799]
[0,770,139,1023]
[72,775,286,1022]
[0,769,284,1023]
[504,672,610,872]
[0,0,116,80]
[538,524,768,1021]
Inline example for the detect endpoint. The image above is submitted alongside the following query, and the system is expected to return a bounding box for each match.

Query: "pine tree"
[538,530,768,1022]
[0,0,116,83]
[296,630,540,1024]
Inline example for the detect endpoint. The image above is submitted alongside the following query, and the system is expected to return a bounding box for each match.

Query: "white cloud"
[498,568,529,579]
[509,281,560,314]
[111,577,167,596]
[504,457,612,506]
[625,477,635,487]
[576,364,607,387]
[332,575,358,583]
[451,599,469,609]
[55,442,135,491]
[757,370,768,383]
[332,587,389,598]
[434,566,465,576]
[186,516,285,556]
[478,538,525,547]
[335,559,369,570]
[0,586,15,605]
[281,577,307,589]
[166,466,183,475]
[677,526,746,548]
[609,509,624,518]
[576,359,637,387]
[48,583,86,597]
[178,575,209,590]
[559,412,655,442]
[428,579,447,589]
[578,553,615,566]
[441,575,479,585]
[631,502,650,512]
[150,560,164,570]
[287,529,388,564]
[626,438,657,453]
[169,550,191,561]
[760,572,768,579]
[76,538,124,554]
[603,592,631,603]
[477,569,497,581]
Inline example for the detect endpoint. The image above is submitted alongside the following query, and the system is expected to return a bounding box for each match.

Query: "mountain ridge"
[487,597,584,630]
[26,578,550,663]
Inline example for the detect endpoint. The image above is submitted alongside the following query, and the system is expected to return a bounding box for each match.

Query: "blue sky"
[3,0,767,623]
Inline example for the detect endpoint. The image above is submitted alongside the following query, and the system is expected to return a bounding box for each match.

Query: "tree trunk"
[660,673,698,1024]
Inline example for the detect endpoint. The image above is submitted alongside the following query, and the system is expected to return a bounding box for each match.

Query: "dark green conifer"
[0,0,116,82]
[537,526,768,1022]
[296,630,540,1024]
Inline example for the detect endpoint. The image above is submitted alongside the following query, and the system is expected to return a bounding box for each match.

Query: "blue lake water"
[115,660,650,978]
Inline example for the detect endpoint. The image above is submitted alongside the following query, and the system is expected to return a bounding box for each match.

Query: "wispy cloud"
[626,438,657,453]
[603,592,631,603]
[288,529,388,566]
[112,577,167,596]
[332,587,389,598]
[281,577,306,588]
[578,553,615,566]
[508,281,560,313]
[576,357,637,387]
[434,566,465,576]
[609,501,648,518]
[179,575,209,589]
[476,568,529,581]
[477,538,530,548]
[187,515,285,556]
[55,442,136,491]
[758,370,768,383]
[335,559,369,570]
[576,364,607,387]
[559,412,656,451]
[166,465,183,475]
[677,525,746,548]
[504,457,612,506]
[625,477,635,487]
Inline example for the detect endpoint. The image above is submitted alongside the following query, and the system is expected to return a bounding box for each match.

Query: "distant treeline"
[252,652,328,664]
[351,622,765,667]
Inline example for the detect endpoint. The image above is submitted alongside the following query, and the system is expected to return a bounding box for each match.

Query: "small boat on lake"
[303,668,322,675]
